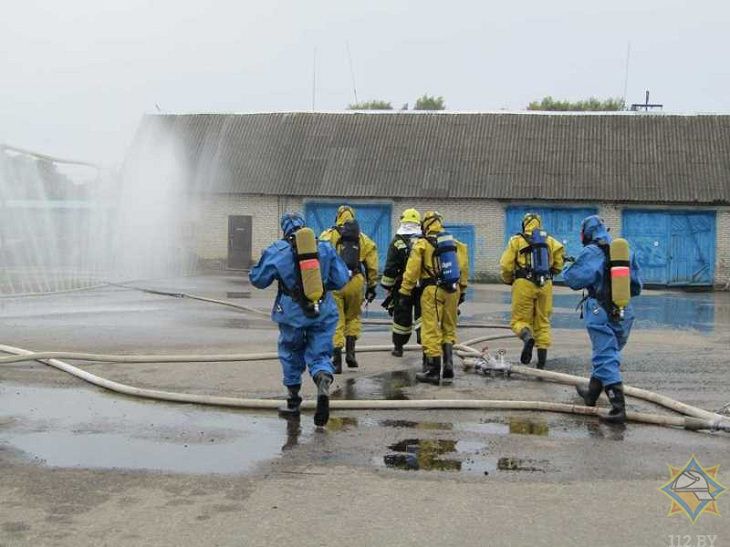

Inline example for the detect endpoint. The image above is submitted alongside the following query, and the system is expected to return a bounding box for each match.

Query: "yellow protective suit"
[400,218,469,358]
[499,217,565,349]
[319,207,379,349]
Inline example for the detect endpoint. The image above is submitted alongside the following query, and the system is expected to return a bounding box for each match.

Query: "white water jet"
[0,123,195,296]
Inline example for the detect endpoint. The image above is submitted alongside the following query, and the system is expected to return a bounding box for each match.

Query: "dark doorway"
[227,215,252,270]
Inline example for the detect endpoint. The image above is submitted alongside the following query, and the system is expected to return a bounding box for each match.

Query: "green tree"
[414,94,446,110]
[347,100,393,110]
[527,96,625,111]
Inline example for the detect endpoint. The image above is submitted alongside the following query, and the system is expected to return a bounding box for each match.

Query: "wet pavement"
[0,383,296,474]
[501,289,724,332]
[1,275,729,545]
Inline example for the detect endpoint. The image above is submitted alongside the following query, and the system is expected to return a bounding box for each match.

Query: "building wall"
[716,208,730,287]
[193,194,730,287]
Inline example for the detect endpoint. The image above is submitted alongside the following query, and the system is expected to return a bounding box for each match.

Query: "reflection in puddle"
[333,369,417,400]
[379,419,453,431]
[380,437,547,474]
[282,416,302,451]
[383,439,467,472]
[509,416,549,436]
[326,416,359,431]
[497,457,547,472]
[500,291,719,332]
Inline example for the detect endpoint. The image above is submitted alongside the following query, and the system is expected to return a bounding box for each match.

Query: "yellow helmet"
[399,208,421,224]
[421,210,444,235]
[521,212,542,232]
[335,205,356,226]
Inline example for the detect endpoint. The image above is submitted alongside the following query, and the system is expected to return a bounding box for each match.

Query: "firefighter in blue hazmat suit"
[562,215,642,424]
[249,212,350,427]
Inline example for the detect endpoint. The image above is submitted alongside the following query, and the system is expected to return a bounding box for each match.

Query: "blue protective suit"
[562,216,642,386]
[249,215,350,387]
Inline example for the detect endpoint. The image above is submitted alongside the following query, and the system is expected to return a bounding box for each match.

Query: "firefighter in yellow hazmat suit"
[499,212,565,369]
[399,211,469,385]
[319,206,379,373]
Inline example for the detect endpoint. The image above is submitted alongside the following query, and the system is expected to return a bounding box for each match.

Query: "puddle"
[0,384,313,474]
[379,419,453,430]
[333,369,416,400]
[336,412,591,440]
[379,437,547,474]
[502,291,719,332]
[497,457,547,472]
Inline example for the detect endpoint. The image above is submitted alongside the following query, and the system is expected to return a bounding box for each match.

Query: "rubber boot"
[519,328,535,365]
[333,348,343,375]
[576,377,603,407]
[602,383,626,425]
[441,344,454,383]
[421,353,428,373]
[536,348,547,370]
[278,384,302,417]
[416,356,441,385]
[391,344,404,358]
[345,336,358,368]
[313,372,333,427]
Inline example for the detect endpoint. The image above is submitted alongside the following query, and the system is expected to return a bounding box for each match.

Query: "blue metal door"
[622,211,670,285]
[623,210,715,286]
[304,202,392,271]
[505,206,597,279]
[444,224,475,280]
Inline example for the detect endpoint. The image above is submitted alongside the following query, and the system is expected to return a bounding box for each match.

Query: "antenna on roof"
[630,90,663,112]
[311,47,317,111]
[346,41,359,105]
[622,41,631,105]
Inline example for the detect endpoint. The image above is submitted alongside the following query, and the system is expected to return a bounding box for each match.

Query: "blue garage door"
[505,206,598,279]
[622,210,716,286]
[304,202,392,271]
[444,224,476,280]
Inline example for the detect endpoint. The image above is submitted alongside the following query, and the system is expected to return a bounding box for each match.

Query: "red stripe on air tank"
[611,266,630,278]
[300,259,319,271]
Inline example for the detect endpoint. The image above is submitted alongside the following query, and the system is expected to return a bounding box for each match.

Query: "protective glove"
[458,290,466,306]
[365,285,377,304]
[396,293,413,314]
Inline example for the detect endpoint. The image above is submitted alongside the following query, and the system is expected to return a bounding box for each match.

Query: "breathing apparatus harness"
[576,231,632,323]
[513,214,552,287]
[515,232,552,287]
[334,220,364,279]
[278,227,326,318]
[420,212,461,294]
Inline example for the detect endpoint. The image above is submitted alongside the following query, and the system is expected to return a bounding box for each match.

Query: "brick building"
[130,112,730,287]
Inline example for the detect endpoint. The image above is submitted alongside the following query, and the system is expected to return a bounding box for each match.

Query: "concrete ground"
[1,274,729,546]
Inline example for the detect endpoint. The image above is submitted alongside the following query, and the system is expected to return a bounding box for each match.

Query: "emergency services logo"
[660,455,726,524]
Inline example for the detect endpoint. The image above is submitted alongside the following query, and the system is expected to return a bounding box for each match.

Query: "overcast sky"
[1,0,728,164]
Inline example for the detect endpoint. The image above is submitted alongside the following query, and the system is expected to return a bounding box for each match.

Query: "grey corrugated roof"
[131,112,730,204]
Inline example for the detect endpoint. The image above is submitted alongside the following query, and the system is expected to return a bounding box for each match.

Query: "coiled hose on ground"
[2,284,729,433]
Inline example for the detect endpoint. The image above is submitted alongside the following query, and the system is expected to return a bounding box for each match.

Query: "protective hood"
[397,222,422,236]
[580,215,611,246]
[421,211,444,235]
[280,212,305,237]
[335,205,355,226]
